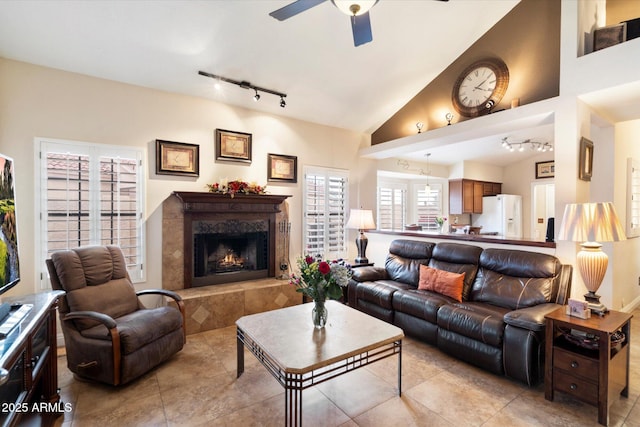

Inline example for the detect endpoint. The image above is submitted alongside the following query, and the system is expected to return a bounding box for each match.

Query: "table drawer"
[553,347,598,381]
[553,369,598,405]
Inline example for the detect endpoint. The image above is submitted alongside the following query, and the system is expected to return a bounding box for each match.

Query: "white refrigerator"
[472,194,522,238]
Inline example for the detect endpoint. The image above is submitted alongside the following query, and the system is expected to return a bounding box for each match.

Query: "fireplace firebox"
[193,219,269,285]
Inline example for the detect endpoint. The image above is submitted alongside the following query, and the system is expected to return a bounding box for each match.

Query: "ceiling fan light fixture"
[331,0,378,16]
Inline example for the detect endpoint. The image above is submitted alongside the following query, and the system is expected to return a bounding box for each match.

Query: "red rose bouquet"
[290,255,352,302]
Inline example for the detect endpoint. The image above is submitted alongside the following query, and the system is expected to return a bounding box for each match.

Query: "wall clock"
[451,58,509,118]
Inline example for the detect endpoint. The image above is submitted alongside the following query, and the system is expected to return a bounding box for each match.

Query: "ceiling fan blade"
[269,0,327,21]
[351,12,373,47]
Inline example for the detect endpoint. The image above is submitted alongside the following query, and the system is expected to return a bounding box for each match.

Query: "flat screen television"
[0,153,20,298]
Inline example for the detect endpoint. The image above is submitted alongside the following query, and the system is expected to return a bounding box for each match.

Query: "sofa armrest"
[351,266,388,282]
[504,303,563,332]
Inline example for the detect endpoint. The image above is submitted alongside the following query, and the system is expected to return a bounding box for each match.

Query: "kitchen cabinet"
[483,182,502,196]
[449,179,502,214]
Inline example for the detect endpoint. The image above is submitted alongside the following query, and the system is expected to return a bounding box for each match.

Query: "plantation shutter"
[416,183,443,230]
[99,156,143,276]
[303,167,348,258]
[378,186,406,231]
[39,139,145,287]
[45,153,92,251]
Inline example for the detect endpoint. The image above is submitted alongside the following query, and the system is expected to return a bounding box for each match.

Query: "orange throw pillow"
[418,265,465,302]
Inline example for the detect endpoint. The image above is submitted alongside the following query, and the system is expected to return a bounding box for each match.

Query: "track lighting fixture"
[501,137,553,153]
[198,71,287,108]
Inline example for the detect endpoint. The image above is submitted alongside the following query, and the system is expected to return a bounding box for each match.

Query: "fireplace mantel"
[168,192,291,289]
[173,192,291,213]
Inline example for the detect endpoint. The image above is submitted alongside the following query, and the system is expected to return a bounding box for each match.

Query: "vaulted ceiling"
[0,0,519,135]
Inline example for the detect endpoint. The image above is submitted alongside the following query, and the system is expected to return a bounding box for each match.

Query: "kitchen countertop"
[370,229,555,248]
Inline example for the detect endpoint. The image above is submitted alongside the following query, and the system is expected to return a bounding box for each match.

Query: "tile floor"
[54,308,640,427]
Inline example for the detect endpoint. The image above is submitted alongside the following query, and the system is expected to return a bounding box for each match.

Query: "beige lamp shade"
[557,202,626,312]
[346,209,376,231]
[557,202,626,243]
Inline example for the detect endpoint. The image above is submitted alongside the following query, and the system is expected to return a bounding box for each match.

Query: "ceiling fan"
[270,0,449,47]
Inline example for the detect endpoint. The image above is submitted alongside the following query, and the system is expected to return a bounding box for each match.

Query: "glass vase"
[312,299,328,329]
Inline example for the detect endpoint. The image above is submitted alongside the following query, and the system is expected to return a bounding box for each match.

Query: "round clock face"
[452,59,509,118]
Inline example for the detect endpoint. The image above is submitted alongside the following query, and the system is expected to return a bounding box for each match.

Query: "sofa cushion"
[437,301,510,347]
[428,242,482,301]
[356,280,411,309]
[80,306,183,355]
[392,289,455,323]
[66,278,139,330]
[384,240,435,286]
[469,249,561,310]
[418,265,465,302]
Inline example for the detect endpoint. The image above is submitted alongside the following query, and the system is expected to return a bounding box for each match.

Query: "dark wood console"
[0,291,63,427]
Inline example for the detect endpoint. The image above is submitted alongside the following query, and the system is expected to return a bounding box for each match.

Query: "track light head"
[280,96,286,108]
[253,90,260,102]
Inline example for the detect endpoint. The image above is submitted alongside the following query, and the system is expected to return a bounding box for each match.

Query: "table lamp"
[557,202,626,314]
[346,209,376,264]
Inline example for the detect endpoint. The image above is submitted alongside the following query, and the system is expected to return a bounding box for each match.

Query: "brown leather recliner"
[46,245,186,386]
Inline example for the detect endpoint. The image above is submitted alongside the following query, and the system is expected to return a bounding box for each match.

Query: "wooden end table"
[544,307,632,426]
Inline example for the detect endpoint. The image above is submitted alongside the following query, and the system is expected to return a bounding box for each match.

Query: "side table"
[544,307,632,426]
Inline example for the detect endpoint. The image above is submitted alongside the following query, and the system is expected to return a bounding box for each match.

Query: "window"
[302,166,348,258]
[415,183,444,230]
[377,181,406,231]
[37,138,145,287]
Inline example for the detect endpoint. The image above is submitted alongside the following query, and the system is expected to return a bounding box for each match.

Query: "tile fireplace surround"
[162,192,300,334]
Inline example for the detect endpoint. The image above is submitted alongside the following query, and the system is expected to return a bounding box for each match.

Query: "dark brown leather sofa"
[347,239,572,386]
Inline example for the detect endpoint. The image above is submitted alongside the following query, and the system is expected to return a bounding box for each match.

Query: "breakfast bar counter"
[370,229,555,249]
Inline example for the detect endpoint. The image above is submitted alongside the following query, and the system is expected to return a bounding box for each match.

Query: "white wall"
[0,58,370,296]
[613,119,640,310]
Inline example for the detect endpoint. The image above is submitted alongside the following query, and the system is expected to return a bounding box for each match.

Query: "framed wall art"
[267,153,297,183]
[535,161,554,179]
[156,140,199,177]
[579,137,594,181]
[215,129,252,164]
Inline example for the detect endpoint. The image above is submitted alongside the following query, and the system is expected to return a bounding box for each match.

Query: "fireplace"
[165,192,290,289]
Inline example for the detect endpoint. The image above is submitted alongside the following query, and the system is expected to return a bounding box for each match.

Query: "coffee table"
[236,301,404,426]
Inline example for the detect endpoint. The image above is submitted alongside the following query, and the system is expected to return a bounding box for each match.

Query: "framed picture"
[535,161,554,179]
[267,153,297,183]
[579,137,594,181]
[215,129,252,164]
[593,22,626,51]
[156,140,199,177]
